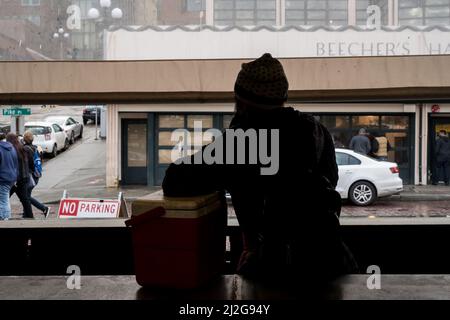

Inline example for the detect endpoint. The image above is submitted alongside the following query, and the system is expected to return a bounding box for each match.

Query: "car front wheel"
[70,132,75,144]
[349,181,377,206]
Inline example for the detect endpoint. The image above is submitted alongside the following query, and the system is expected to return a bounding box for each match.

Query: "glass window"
[385,132,409,165]
[214,0,277,26]
[21,0,40,6]
[158,131,178,147]
[158,149,174,164]
[127,124,147,167]
[336,152,362,166]
[352,115,380,128]
[186,130,214,146]
[286,0,348,26]
[330,131,352,148]
[185,0,206,12]
[159,115,184,128]
[223,115,234,128]
[381,116,409,130]
[399,0,450,26]
[187,115,213,128]
[25,126,51,135]
[320,115,350,129]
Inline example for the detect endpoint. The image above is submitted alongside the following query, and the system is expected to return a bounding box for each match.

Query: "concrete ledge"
[0,219,128,228]
[1,275,450,300]
[2,216,450,229]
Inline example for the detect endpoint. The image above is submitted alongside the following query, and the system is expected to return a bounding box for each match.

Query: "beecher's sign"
[58,191,128,219]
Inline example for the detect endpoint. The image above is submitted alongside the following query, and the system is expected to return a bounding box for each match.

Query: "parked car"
[335,148,403,206]
[25,122,69,158]
[44,116,83,144]
[82,106,102,125]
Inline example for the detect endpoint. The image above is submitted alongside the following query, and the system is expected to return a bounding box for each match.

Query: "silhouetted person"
[162,53,357,285]
[349,128,371,155]
[433,130,450,186]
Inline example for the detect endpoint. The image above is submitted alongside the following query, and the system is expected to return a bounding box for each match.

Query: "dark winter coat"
[15,146,30,183]
[23,142,36,178]
[436,136,450,162]
[162,107,357,282]
[0,141,18,186]
[349,134,371,155]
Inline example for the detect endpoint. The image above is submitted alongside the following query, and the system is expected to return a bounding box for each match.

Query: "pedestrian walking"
[22,131,50,218]
[7,133,33,219]
[349,128,371,155]
[0,133,18,220]
[433,130,450,186]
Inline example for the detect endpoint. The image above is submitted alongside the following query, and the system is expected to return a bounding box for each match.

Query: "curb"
[386,194,450,201]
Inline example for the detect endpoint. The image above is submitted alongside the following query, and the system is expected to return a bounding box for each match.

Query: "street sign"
[58,198,121,219]
[58,191,129,219]
[3,107,31,116]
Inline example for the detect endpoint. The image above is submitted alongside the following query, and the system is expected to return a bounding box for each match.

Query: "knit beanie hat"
[234,53,289,106]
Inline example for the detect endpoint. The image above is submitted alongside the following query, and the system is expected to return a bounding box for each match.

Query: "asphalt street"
[8,105,104,219]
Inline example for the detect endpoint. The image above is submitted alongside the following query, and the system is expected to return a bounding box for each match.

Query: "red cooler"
[126,191,227,289]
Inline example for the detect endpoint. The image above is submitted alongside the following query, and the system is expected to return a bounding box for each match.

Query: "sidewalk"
[34,184,450,205]
[388,185,450,201]
[37,185,162,205]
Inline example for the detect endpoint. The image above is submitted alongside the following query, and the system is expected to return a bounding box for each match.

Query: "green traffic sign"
[2,107,31,116]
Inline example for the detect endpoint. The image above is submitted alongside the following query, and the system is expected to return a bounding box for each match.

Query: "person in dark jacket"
[22,131,49,218]
[433,130,450,186]
[366,132,379,158]
[7,133,33,219]
[349,128,371,155]
[162,53,357,285]
[0,133,18,220]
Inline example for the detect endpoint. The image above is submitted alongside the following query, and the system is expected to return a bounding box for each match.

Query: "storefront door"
[121,119,148,185]
[428,115,450,184]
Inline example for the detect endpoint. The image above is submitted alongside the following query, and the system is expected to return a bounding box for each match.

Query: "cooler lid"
[131,190,221,217]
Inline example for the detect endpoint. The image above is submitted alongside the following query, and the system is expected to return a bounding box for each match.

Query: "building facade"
[104,0,450,187]
[0,0,66,60]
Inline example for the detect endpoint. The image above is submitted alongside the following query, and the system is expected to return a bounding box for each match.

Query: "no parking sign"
[58,191,129,219]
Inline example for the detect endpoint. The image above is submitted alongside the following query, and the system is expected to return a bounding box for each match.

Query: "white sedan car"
[25,122,69,158]
[44,116,83,144]
[336,148,403,206]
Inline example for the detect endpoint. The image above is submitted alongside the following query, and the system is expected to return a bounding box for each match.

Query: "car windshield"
[47,119,65,126]
[25,126,51,135]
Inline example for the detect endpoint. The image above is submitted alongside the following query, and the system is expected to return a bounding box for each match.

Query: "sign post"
[2,107,31,116]
[58,191,130,219]
[3,106,31,136]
